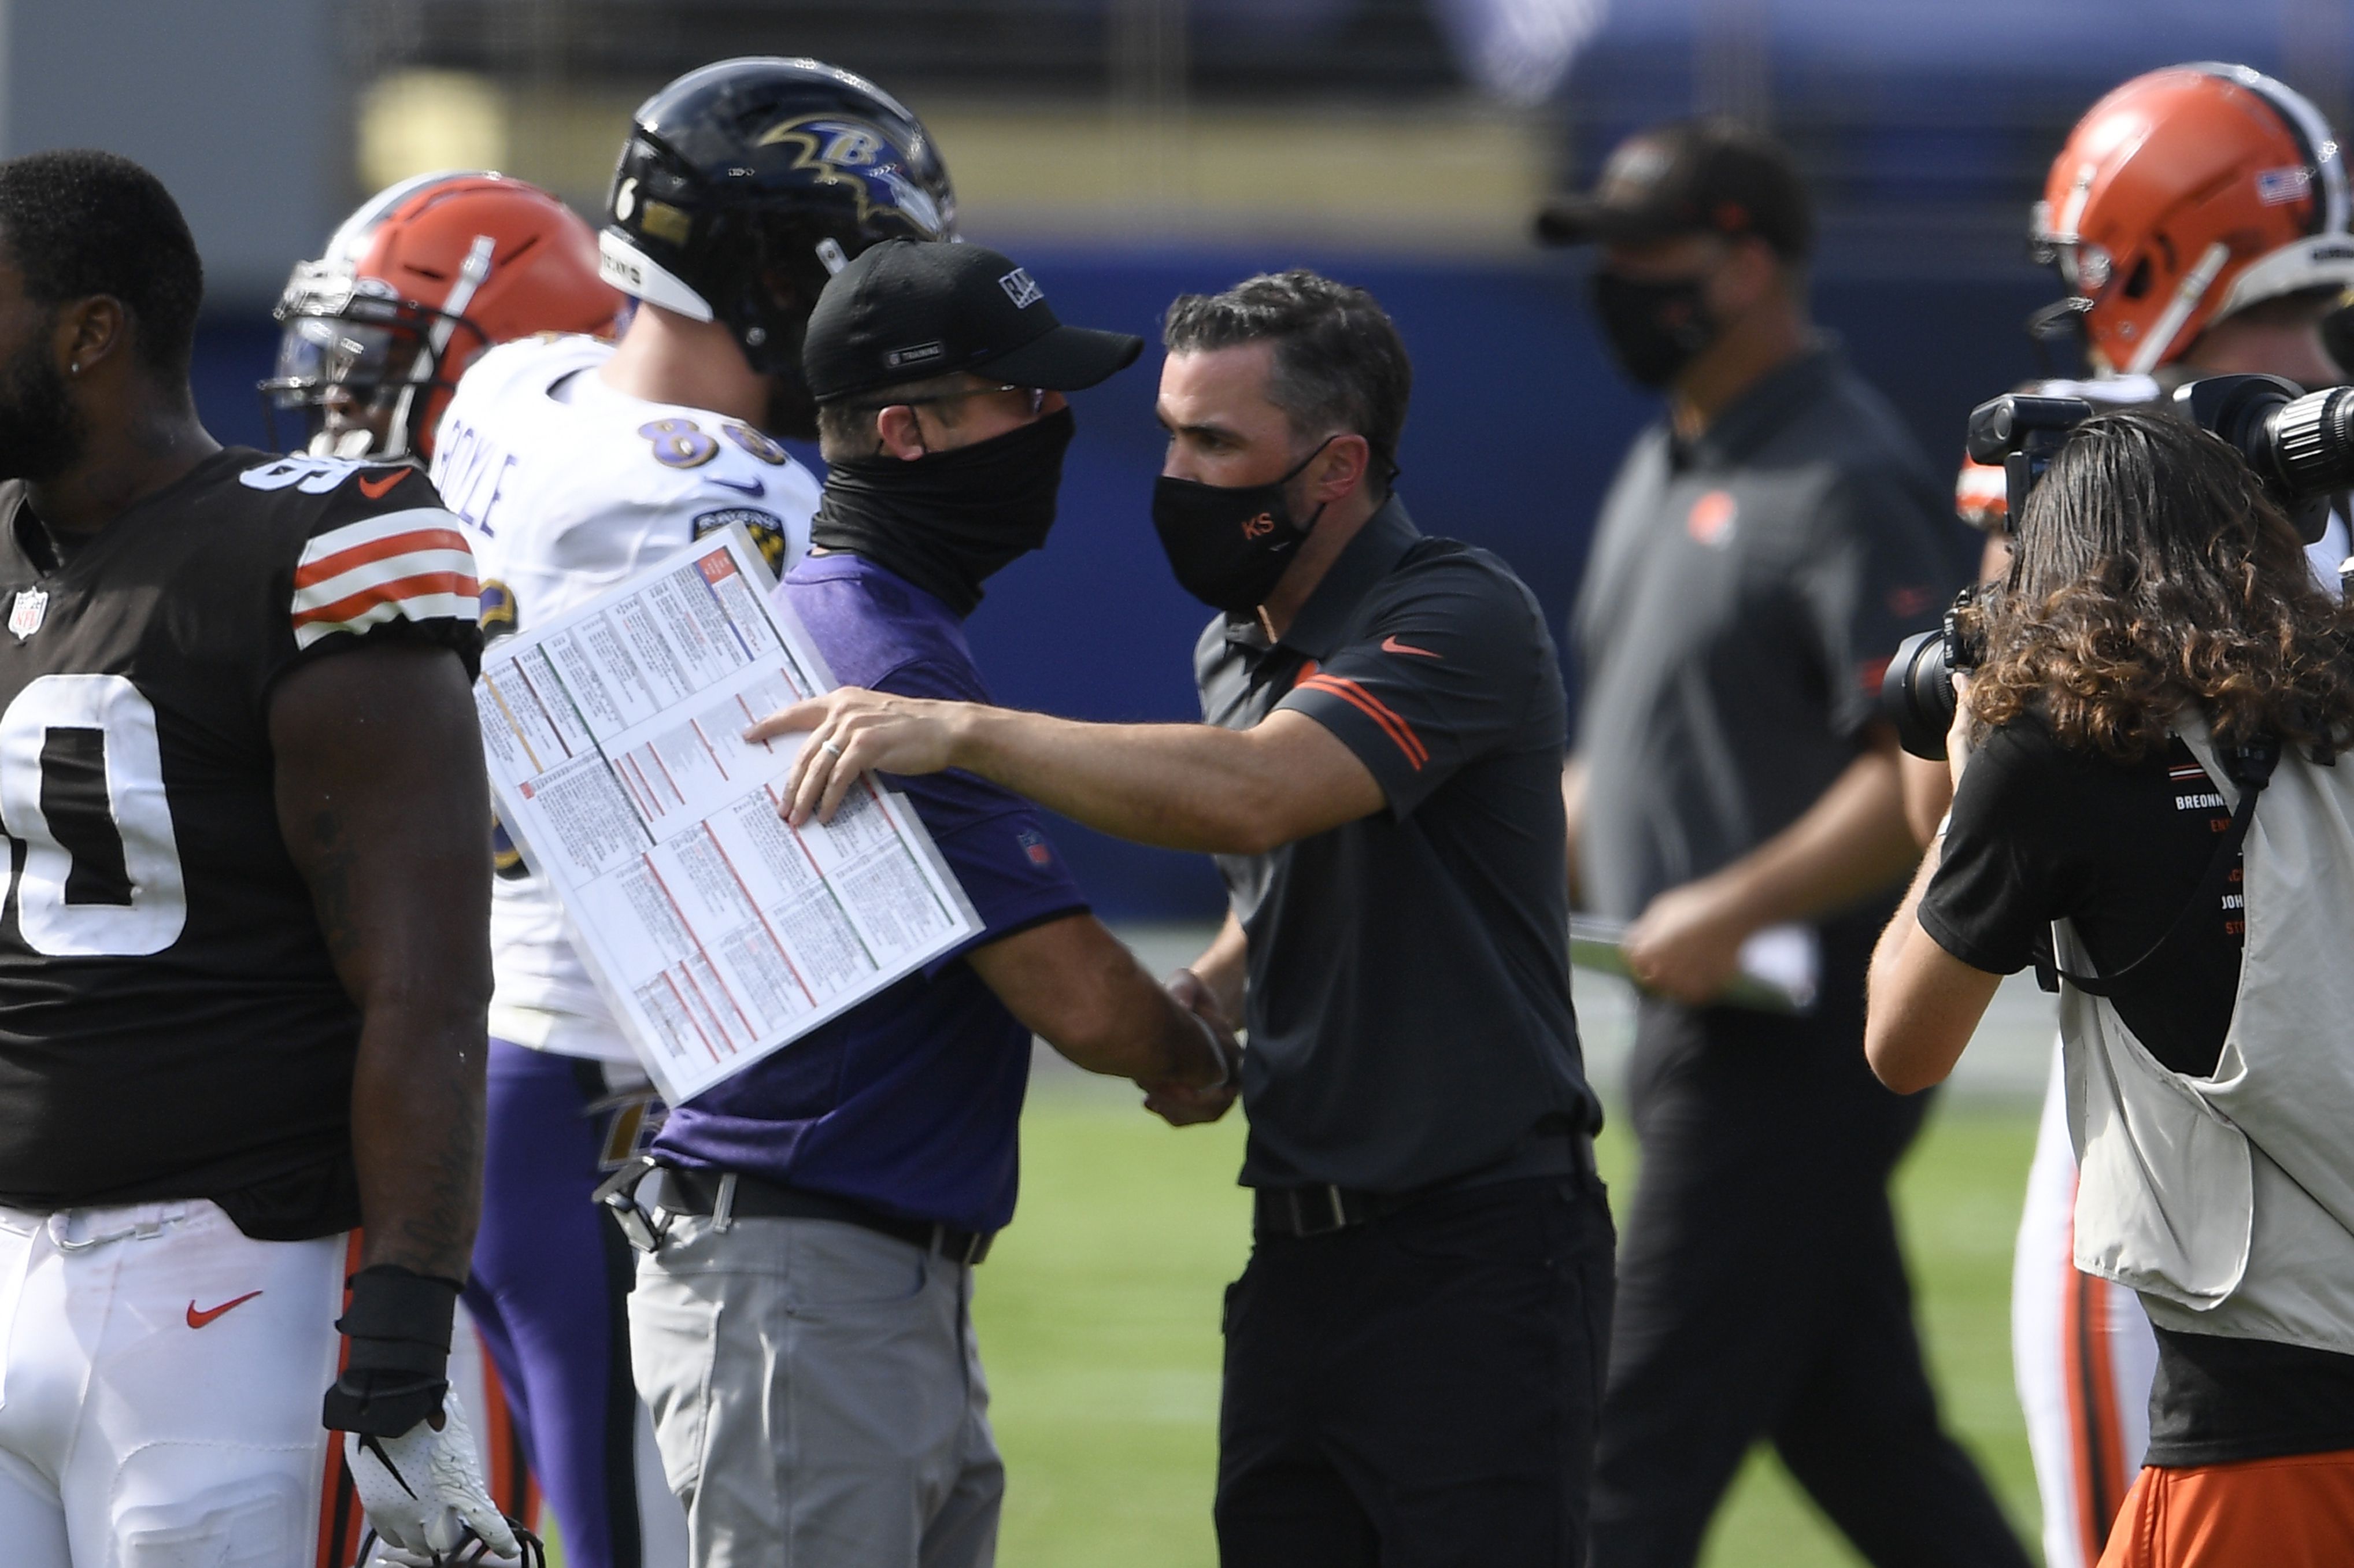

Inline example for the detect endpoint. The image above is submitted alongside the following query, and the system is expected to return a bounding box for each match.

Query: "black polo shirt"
[1572,346,1959,926]
[1196,496,1599,1195]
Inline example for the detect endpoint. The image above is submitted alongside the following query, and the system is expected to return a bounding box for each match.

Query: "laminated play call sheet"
[474,526,981,1103]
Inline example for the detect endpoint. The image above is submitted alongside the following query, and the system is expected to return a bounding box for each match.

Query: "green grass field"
[973,1083,2044,1567]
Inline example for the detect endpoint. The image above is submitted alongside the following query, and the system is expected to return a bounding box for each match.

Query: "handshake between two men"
[748,683,1246,1129]
[734,254,1610,1567]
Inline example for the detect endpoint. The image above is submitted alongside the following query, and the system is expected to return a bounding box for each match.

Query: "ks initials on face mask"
[1152,435,1342,615]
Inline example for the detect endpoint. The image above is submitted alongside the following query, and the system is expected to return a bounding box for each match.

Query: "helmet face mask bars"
[2029,62,2354,377]
[263,171,622,461]
[598,56,958,440]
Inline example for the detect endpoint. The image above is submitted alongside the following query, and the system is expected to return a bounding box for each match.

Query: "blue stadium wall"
[197,253,2048,918]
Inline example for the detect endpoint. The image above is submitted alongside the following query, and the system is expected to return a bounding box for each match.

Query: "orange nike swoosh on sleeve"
[1380,635,1442,658]
[355,471,409,500]
[186,1290,264,1328]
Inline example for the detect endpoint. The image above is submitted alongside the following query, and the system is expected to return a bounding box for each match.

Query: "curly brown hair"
[1963,407,2354,761]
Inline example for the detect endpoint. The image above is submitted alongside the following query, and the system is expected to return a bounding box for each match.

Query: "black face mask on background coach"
[1589,266,1724,391]
[1534,120,1818,410]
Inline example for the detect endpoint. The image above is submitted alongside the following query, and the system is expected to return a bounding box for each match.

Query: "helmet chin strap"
[598,231,715,321]
[2024,295,2094,378]
[2126,240,2231,376]
[380,233,495,459]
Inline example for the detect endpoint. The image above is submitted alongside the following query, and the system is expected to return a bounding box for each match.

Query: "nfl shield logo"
[8,589,46,641]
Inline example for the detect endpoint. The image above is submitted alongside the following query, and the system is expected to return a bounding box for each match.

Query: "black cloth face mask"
[809,405,1075,616]
[1152,436,1338,614]
[1589,269,1720,390]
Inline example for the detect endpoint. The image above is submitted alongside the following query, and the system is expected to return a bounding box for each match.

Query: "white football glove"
[345,1388,521,1565]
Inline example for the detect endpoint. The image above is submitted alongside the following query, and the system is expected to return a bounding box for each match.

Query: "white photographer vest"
[2059,717,2354,1355]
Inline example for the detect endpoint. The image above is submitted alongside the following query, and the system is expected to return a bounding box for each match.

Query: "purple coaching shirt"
[652,553,1088,1233]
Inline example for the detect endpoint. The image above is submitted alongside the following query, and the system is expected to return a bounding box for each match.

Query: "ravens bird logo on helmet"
[597,57,957,439]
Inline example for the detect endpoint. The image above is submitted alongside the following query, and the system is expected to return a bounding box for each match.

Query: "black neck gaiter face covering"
[809,406,1075,616]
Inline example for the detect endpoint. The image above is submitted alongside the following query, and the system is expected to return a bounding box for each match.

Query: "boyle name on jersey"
[429,331,820,1063]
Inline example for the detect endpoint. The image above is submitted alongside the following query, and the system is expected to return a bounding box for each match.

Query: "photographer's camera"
[1882,373,2354,760]
[1881,588,1984,762]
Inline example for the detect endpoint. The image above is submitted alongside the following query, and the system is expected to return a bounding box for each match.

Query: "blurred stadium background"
[13,2,2351,1560]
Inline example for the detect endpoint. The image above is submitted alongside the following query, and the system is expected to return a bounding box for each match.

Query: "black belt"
[654,1166,994,1266]
[1253,1133,1596,1240]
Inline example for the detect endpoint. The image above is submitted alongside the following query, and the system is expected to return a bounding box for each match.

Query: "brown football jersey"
[0,448,480,1233]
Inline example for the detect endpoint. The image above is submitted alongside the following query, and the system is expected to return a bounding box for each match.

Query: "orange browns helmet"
[2031,63,2354,377]
[264,172,624,461]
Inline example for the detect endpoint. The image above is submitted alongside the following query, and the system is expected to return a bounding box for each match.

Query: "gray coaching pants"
[630,1211,1002,1568]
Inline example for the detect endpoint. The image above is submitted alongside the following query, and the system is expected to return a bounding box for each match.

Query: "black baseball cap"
[804,239,1143,404]
[1534,118,1813,260]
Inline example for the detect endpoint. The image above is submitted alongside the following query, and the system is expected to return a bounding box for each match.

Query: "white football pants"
[2013,1039,2159,1568]
[0,1196,351,1566]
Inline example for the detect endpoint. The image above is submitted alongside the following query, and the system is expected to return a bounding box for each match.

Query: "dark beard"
[0,336,83,483]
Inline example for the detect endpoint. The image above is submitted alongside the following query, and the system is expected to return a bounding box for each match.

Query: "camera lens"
[2178,375,2354,521]
[2259,385,2354,502]
[1880,628,1957,761]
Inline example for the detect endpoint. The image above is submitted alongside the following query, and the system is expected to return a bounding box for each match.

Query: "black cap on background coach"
[1534,117,1814,260]
[804,239,1143,404]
